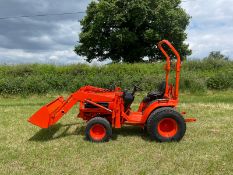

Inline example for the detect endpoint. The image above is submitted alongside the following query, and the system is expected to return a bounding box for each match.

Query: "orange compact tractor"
[28,40,196,142]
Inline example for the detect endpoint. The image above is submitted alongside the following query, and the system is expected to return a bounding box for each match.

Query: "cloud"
[0,0,90,64]
[181,0,233,59]
[0,0,232,64]
[0,47,83,64]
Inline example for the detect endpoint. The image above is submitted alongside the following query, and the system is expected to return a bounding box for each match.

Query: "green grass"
[1,91,233,174]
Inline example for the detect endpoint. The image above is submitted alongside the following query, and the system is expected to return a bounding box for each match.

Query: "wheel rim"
[158,118,178,138]
[89,124,106,141]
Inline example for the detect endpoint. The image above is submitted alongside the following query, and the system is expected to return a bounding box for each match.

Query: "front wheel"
[85,117,112,142]
[147,107,186,142]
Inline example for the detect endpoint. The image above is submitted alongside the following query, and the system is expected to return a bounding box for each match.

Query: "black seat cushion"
[143,81,166,102]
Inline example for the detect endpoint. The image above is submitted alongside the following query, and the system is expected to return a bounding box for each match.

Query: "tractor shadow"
[112,126,150,141]
[29,122,85,142]
[29,123,150,142]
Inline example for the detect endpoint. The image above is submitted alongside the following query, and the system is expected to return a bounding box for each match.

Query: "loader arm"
[28,87,115,128]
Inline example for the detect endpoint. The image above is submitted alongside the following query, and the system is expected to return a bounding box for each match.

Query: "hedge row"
[0,59,232,95]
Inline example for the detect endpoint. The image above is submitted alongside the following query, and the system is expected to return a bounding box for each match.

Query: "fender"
[141,99,178,123]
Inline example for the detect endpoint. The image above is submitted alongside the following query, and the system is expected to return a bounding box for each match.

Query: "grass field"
[0,91,233,175]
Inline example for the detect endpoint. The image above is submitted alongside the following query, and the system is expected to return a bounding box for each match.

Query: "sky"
[0,0,232,64]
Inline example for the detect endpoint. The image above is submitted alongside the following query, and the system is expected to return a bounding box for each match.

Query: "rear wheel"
[85,117,112,142]
[147,107,186,142]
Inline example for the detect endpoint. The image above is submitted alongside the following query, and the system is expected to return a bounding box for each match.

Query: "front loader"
[28,40,196,142]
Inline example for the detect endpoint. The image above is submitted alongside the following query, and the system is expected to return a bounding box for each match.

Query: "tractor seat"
[143,81,166,102]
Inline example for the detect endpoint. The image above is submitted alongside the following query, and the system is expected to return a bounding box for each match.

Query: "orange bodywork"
[28,40,195,129]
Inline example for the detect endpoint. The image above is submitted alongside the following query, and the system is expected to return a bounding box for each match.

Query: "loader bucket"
[28,97,65,128]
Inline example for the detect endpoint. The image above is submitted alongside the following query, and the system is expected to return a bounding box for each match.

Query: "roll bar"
[158,40,181,100]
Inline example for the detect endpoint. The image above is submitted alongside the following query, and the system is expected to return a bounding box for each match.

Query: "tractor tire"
[85,117,112,142]
[147,107,186,142]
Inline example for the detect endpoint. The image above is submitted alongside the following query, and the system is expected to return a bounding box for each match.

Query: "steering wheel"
[132,84,142,95]
[108,84,116,91]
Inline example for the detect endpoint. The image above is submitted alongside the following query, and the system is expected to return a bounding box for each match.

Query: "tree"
[75,0,191,63]
[204,51,229,61]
